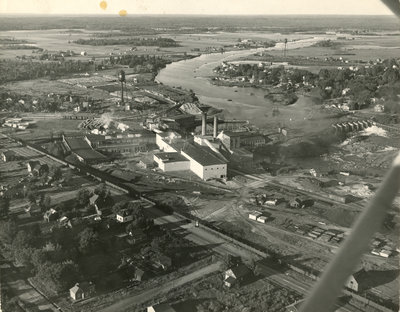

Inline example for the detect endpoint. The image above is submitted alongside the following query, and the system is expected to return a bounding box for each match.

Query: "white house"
[257,216,268,223]
[224,265,250,288]
[147,303,176,312]
[69,282,95,301]
[249,211,262,220]
[345,270,365,292]
[116,209,134,223]
[181,143,227,181]
[153,152,190,172]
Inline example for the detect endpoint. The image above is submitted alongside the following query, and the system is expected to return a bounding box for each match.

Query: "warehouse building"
[217,131,266,150]
[153,152,190,172]
[181,143,227,180]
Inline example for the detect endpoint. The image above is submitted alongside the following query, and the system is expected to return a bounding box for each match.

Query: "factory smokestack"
[213,116,218,138]
[201,112,207,136]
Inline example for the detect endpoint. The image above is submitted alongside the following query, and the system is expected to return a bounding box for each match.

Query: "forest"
[0,59,94,83]
[74,37,180,47]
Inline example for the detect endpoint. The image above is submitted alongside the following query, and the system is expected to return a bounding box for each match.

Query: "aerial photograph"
[0,0,399,311]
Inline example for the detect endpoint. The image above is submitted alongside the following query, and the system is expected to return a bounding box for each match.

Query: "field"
[267,35,400,62]
[9,118,83,141]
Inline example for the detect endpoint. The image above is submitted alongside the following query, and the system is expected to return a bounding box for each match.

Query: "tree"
[52,167,63,181]
[78,227,99,253]
[31,248,48,270]
[11,230,34,265]
[36,260,79,293]
[0,220,17,245]
[41,194,51,210]
[27,191,37,204]
[0,198,10,217]
[77,189,90,208]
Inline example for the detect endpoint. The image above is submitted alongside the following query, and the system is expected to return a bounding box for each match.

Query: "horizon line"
[0,13,395,17]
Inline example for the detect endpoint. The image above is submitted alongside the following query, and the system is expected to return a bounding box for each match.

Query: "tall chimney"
[213,116,218,138]
[201,112,207,136]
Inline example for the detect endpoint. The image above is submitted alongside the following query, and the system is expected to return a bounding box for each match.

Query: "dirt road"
[98,261,223,312]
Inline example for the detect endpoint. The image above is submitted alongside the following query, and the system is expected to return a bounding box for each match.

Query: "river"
[156,36,333,128]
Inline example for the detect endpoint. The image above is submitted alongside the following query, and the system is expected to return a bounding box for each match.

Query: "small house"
[147,304,176,312]
[1,150,17,162]
[224,264,251,288]
[69,282,95,301]
[134,267,148,282]
[116,209,134,223]
[288,198,303,209]
[248,211,262,220]
[43,208,59,222]
[127,229,146,245]
[89,194,104,214]
[138,159,155,169]
[27,161,49,176]
[257,216,268,223]
[346,269,366,292]
[27,161,40,173]
[155,254,172,270]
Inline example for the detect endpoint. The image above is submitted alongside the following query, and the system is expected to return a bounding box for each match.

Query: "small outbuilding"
[147,303,176,312]
[224,264,251,288]
[69,282,95,301]
[346,269,366,292]
[116,209,134,223]
[248,211,262,220]
[1,150,17,162]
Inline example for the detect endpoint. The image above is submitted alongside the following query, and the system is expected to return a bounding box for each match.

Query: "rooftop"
[73,149,107,161]
[154,152,189,163]
[182,143,226,166]
[2,150,17,156]
[64,137,92,151]
[229,264,250,278]
[86,134,106,143]
[150,303,176,312]
[223,131,264,138]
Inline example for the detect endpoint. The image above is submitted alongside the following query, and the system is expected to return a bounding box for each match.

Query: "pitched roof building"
[181,143,227,181]
[224,264,251,288]
[69,282,95,301]
[147,303,177,312]
[1,150,17,162]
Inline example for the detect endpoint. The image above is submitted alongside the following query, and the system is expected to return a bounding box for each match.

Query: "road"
[150,208,364,312]
[5,135,375,312]
[99,261,223,312]
[150,206,262,262]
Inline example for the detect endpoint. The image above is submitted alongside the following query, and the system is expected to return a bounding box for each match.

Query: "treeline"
[74,37,180,47]
[110,54,170,73]
[217,63,317,86]
[312,39,338,47]
[0,37,29,44]
[0,44,40,50]
[0,59,94,83]
[317,58,400,107]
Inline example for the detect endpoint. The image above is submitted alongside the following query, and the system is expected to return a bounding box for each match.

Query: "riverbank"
[156,36,334,127]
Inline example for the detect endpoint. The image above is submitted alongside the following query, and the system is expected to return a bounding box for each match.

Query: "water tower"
[118,70,126,104]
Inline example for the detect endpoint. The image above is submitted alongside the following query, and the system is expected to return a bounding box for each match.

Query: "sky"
[0,0,394,15]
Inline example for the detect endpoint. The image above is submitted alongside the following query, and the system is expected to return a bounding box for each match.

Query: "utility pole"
[118,69,126,104]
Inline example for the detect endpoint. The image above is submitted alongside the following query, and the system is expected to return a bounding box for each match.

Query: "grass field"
[10,119,83,140]
[267,35,400,61]
[3,78,110,99]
